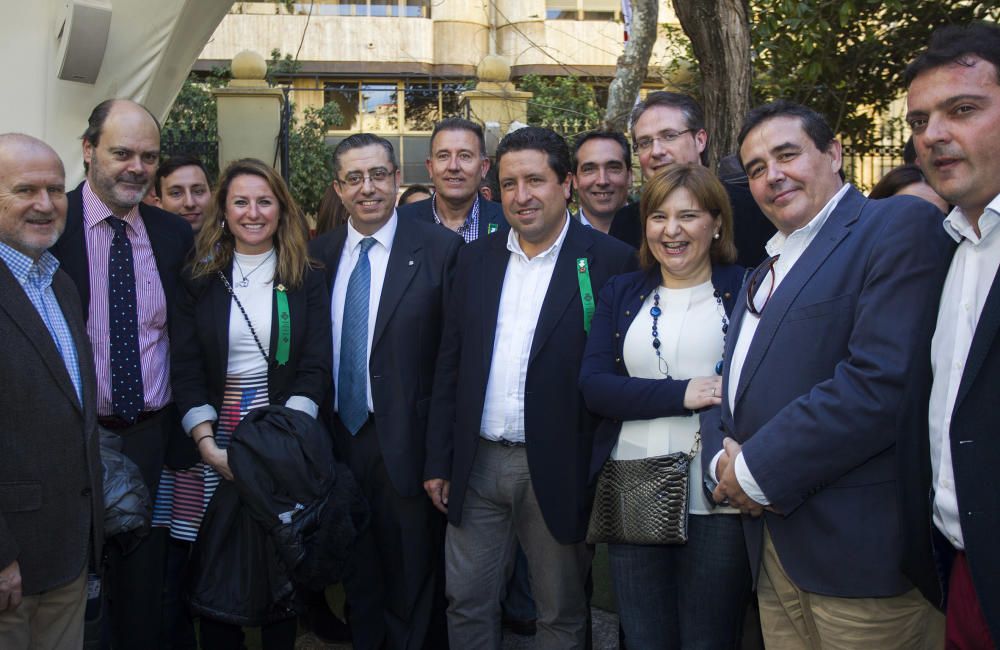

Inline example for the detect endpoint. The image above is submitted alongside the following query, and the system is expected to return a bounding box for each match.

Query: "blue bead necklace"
[651,287,729,376]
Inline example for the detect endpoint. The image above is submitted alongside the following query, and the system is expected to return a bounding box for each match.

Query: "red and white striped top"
[82,182,172,416]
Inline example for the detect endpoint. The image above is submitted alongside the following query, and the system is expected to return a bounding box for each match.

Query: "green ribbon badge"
[576,257,595,334]
[487,222,498,234]
[275,285,290,366]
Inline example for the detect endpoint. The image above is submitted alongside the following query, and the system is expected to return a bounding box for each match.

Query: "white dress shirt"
[331,213,397,413]
[480,214,571,442]
[709,184,850,504]
[929,192,1000,550]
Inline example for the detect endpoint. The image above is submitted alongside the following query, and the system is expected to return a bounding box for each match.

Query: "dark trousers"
[335,416,438,650]
[199,617,297,650]
[104,410,171,649]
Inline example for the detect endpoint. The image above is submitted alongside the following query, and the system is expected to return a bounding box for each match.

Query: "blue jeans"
[608,513,751,650]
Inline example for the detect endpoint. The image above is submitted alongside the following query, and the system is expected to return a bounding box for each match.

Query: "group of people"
[0,19,998,650]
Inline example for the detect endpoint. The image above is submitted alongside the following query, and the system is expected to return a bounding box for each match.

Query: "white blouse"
[227,250,276,376]
[616,280,737,515]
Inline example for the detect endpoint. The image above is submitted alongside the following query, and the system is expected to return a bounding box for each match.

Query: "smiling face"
[224,173,279,254]
[83,102,160,216]
[645,186,718,288]
[573,137,632,221]
[906,56,1000,223]
[334,143,400,236]
[0,141,67,260]
[632,104,707,179]
[426,128,489,205]
[499,148,572,258]
[740,115,844,234]
[158,165,211,231]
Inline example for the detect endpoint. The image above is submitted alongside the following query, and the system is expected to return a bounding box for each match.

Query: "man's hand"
[0,560,22,612]
[423,479,450,514]
[713,437,765,516]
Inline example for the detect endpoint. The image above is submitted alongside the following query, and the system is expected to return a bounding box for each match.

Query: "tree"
[521,74,603,134]
[673,0,752,168]
[604,0,659,132]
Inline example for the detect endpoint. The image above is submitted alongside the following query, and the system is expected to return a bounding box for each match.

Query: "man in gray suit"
[0,134,102,649]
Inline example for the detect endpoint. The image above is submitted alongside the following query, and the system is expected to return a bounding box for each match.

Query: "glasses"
[745,254,780,316]
[633,129,695,153]
[336,167,394,187]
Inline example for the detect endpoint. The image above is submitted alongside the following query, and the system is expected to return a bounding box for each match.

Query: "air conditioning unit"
[55,0,112,85]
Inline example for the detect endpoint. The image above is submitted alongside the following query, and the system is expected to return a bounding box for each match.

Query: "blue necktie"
[107,217,144,423]
[338,237,376,435]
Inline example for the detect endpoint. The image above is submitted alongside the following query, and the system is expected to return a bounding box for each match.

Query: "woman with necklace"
[581,164,751,649]
[152,158,331,650]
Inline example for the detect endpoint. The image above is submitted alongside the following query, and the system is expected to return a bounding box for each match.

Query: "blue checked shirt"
[0,241,83,402]
[431,193,481,243]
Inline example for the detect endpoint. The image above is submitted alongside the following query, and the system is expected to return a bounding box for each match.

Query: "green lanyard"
[576,257,595,334]
[275,284,291,366]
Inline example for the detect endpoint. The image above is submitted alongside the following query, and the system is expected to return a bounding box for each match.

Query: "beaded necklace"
[650,286,729,376]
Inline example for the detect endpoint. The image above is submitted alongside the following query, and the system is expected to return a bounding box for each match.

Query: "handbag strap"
[218,271,271,366]
[688,430,701,460]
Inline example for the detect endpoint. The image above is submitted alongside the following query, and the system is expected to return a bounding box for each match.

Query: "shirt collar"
[82,181,141,229]
[942,191,1000,244]
[431,192,479,228]
[507,211,571,261]
[347,210,398,254]
[0,240,60,285]
[765,183,851,257]
[577,208,593,228]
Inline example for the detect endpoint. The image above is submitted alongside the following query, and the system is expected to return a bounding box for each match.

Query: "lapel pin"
[408,260,414,266]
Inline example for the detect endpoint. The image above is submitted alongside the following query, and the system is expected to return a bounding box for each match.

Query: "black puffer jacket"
[99,429,151,555]
[187,406,368,626]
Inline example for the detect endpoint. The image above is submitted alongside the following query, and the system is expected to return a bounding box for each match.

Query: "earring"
[713,231,720,239]
[220,219,226,229]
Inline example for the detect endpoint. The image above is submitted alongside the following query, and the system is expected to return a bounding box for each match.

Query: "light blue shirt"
[0,241,82,403]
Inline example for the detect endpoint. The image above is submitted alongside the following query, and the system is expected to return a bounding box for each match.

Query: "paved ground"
[293,608,621,649]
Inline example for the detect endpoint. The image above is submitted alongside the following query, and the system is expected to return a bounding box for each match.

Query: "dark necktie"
[338,237,376,435]
[107,217,144,422]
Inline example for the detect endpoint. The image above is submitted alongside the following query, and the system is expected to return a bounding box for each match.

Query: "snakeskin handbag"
[586,432,700,545]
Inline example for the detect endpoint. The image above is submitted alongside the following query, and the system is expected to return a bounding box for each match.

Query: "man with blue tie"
[706,101,952,648]
[309,133,462,650]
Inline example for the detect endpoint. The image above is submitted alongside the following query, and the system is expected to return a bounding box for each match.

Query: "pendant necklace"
[233,250,274,288]
[651,287,729,376]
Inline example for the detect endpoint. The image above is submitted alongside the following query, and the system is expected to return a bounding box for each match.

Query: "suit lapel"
[372,218,422,350]
[733,188,864,409]
[212,271,233,374]
[722,294,750,426]
[528,220,592,365]
[482,231,510,371]
[0,264,82,411]
[954,264,1000,410]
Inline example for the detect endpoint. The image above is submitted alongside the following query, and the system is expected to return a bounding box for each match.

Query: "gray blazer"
[0,262,103,595]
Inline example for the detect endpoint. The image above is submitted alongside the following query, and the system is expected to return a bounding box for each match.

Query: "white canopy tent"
[0,0,232,186]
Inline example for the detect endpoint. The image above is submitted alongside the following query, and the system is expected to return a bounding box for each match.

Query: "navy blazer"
[169,264,332,422]
[50,182,194,323]
[309,216,463,497]
[424,219,637,544]
[579,263,745,482]
[703,187,953,598]
[397,196,508,240]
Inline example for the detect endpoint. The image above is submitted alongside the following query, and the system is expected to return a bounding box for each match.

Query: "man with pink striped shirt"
[50,99,193,649]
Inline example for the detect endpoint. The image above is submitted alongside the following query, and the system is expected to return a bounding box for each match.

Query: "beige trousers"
[0,567,88,650]
[757,526,944,650]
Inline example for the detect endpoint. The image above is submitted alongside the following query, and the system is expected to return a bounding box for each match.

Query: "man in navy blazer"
[397,117,506,241]
[49,99,193,649]
[902,23,1000,647]
[423,127,635,648]
[705,101,952,648]
[309,133,462,650]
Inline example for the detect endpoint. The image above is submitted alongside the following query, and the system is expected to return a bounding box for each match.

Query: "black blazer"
[900,240,1000,641]
[425,219,637,544]
[309,217,463,498]
[0,264,103,595]
[169,264,332,423]
[397,196,508,241]
[50,182,194,323]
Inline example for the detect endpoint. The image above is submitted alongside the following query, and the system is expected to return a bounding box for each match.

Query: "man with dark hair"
[424,126,635,648]
[902,21,1000,647]
[153,154,211,232]
[609,91,776,267]
[49,98,193,649]
[571,130,632,234]
[309,133,462,650]
[0,134,102,650]
[706,99,951,648]
[398,117,506,241]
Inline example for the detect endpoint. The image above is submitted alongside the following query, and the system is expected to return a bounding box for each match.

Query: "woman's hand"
[683,375,723,410]
[193,422,234,481]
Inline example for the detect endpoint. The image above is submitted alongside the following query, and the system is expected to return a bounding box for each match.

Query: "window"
[360,83,398,131]
[324,83,361,130]
[292,0,430,18]
[326,80,466,134]
[546,0,620,21]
